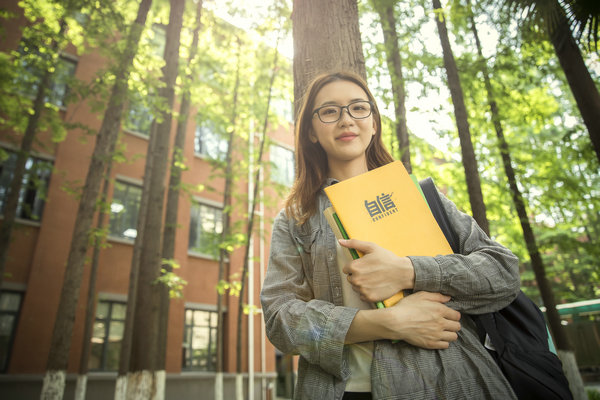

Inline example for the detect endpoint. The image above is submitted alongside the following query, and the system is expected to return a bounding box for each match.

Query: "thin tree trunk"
[468,1,569,351]
[548,1,600,165]
[236,35,280,384]
[431,0,489,235]
[115,121,157,400]
[128,1,184,399]
[372,0,411,172]
[467,5,586,398]
[0,20,66,297]
[157,0,203,372]
[40,2,152,398]
[292,0,366,111]
[216,36,242,400]
[74,161,113,400]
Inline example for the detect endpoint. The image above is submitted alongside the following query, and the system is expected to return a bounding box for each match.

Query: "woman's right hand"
[384,291,461,349]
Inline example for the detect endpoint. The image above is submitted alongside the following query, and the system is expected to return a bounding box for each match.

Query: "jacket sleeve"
[260,210,357,380]
[408,193,521,314]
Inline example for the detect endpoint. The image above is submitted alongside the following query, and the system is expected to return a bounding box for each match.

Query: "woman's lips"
[337,133,357,141]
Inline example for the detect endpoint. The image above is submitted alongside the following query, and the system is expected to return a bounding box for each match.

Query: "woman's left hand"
[340,238,415,303]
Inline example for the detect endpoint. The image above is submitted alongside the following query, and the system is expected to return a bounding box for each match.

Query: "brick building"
[0,2,296,398]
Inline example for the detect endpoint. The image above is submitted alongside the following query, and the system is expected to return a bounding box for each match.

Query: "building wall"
[0,2,292,397]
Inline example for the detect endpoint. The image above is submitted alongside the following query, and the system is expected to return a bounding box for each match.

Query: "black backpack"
[419,177,573,400]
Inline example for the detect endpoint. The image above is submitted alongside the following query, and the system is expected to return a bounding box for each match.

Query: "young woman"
[260,71,521,400]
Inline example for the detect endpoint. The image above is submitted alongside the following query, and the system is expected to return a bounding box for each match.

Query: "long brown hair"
[285,71,394,224]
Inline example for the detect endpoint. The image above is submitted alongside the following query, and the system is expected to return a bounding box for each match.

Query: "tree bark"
[40,2,152,398]
[292,0,366,111]
[549,3,600,165]
[128,2,184,398]
[372,0,411,172]
[467,3,586,397]
[216,35,242,400]
[157,0,203,371]
[431,0,489,235]
[75,161,113,400]
[115,121,156,400]
[236,37,280,377]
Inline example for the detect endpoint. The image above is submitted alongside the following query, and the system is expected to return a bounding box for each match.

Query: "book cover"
[323,161,453,308]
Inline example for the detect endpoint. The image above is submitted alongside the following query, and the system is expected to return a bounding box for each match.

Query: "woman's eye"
[321,107,338,115]
[351,102,369,111]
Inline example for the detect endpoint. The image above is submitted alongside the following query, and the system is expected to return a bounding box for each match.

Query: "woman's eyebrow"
[317,98,367,107]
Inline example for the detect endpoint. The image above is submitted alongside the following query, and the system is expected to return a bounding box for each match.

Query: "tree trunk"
[128,1,184,398]
[157,0,203,374]
[431,0,489,235]
[549,4,600,165]
[292,0,366,110]
[116,121,156,400]
[74,162,113,400]
[372,0,411,173]
[216,36,242,400]
[236,35,280,384]
[467,4,586,398]
[0,20,66,297]
[40,2,153,399]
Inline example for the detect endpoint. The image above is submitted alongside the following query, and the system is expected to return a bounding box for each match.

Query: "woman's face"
[309,80,376,175]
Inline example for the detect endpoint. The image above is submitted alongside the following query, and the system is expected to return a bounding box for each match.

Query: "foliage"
[3,0,598,375]
[156,258,188,299]
[588,388,600,400]
[216,273,242,296]
[359,0,599,306]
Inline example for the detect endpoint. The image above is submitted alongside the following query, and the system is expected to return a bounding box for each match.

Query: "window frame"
[188,198,224,260]
[122,94,154,138]
[88,298,126,372]
[0,290,24,373]
[108,177,142,243]
[269,143,295,187]
[0,146,54,224]
[49,53,78,109]
[193,123,228,161]
[15,42,78,109]
[181,306,218,372]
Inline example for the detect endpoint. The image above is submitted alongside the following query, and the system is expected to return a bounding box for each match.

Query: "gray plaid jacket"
[261,181,520,400]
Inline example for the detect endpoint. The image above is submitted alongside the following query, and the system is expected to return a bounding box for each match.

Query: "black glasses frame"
[312,100,374,123]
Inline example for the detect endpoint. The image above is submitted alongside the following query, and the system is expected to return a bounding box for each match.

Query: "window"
[0,291,23,373]
[48,57,77,108]
[108,180,142,240]
[194,123,228,161]
[16,42,77,108]
[89,300,126,371]
[182,308,217,371]
[269,145,294,186]
[188,201,223,258]
[123,95,153,136]
[0,149,52,221]
[271,98,293,122]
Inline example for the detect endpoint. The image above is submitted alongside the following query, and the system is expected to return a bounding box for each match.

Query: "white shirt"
[336,241,374,392]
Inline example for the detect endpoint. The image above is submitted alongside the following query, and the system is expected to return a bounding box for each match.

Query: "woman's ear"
[309,130,318,143]
[372,119,377,136]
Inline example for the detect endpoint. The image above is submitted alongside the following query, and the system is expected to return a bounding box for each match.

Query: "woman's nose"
[338,107,354,125]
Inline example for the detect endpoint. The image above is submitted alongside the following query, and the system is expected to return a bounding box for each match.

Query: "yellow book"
[323,161,453,309]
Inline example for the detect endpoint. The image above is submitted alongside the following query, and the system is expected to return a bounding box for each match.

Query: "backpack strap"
[418,177,460,253]
[474,313,505,354]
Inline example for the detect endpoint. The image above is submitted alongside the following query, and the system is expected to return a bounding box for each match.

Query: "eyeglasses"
[312,100,374,123]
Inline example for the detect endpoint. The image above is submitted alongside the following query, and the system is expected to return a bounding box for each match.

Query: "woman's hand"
[386,291,461,349]
[346,291,461,349]
[340,238,414,302]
